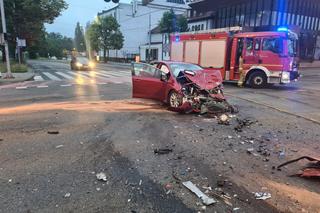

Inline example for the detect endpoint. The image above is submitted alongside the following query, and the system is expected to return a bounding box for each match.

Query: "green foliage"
[0,63,28,73]
[45,32,73,59]
[159,10,188,33]
[2,0,68,57]
[87,16,124,61]
[74,22,86,52]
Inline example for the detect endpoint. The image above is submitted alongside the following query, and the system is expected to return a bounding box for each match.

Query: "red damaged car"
[131,61,235,114]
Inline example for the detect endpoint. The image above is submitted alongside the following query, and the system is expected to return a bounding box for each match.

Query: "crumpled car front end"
[173,69,236,114]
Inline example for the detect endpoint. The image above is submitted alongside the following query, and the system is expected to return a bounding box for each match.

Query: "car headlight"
[76,62,83,67]
[89,62,95,67]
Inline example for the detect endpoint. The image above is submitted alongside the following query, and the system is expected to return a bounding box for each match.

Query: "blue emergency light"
[277,27,289,32]
[175,35,180,42]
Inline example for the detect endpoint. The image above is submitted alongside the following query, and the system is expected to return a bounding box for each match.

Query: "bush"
[0,63,28,73]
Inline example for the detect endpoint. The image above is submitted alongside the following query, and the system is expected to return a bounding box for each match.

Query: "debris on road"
[96,172,107,182]
[47,131,59,135]
[64,193,71,198]
[254,192,271,200]
[183,181,216,206]
[154,148,173,155]
[218,114,230,125]
[234,118,255,132]
[55,145,64,149]
[277,156,320,177]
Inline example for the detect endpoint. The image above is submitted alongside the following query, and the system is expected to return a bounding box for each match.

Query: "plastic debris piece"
[96,172,107,182]
[47,131,59,135]
[183,181,216,205]
[154,149,173,155]
[64,193,71,198]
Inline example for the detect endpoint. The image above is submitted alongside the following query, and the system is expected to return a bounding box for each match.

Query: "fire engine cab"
[170,29,300,88]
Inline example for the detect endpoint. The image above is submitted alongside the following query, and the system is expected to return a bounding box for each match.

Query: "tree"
[87,16,124,62]
[159,10,188,33]
[74,22,86,52]
[1,0,68,59]
[45,32,73,59]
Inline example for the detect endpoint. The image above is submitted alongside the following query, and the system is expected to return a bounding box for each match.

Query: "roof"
[234,31,288,38]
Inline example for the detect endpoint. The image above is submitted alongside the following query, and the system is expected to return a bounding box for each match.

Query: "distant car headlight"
[76,62,83,67]
[89,62,95,68]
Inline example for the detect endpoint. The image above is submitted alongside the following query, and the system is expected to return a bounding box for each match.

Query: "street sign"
[17,38,26,47]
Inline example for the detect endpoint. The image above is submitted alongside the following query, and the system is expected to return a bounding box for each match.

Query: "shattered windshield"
[170,63,203,77]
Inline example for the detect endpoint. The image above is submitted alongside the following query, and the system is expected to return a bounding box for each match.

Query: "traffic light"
[104,0,120,3]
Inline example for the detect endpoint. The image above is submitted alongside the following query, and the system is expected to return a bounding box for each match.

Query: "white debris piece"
[219,114,229,122]
[96,172,107,182]
[64,193,71,198]
[55,145,64,149]
[183,181,216,206]
[254,192,271,200]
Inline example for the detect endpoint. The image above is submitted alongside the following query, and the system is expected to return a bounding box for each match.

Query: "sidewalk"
[300,61,320,68]
[0,69,35,84]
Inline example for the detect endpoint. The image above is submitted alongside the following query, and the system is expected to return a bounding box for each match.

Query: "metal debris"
[254,192,271,200]
[96,172,107,182]
[154,148,173,155]
[183,181,216,206]
[277,156,320,177]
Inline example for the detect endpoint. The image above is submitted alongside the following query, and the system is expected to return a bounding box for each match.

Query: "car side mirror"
[160,72,169,81]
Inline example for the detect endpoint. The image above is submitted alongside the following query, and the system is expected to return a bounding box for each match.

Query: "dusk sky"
[45,0,131,38]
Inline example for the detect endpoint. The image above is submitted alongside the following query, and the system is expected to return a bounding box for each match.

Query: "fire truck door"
[243,38,260,69]
[231,38,244,80]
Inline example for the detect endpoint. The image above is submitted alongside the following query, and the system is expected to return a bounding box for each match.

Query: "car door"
[132,63,166,100]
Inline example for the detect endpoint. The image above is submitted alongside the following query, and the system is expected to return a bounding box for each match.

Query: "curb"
[0,68,35,84]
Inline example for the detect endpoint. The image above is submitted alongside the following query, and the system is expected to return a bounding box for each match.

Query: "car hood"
[184,69,223,90]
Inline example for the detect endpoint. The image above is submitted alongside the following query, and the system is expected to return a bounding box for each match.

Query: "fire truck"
[170,28,300,88]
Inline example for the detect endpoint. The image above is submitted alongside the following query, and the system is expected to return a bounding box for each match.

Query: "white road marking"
[37,85,49,88]
[42,72,62,81]
[99,71,128,77]
[67,71,91,79]
[56,72,74,80]
[60,84,72,87]
[16,86,28,90]
[34,75,44,81]
[97,82,108,85]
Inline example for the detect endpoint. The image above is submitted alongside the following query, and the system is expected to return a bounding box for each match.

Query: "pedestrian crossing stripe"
[42,72,62,81]
[34,71,131,82]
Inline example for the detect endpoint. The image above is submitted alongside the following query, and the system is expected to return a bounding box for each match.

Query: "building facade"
[98,0,189,60]
[188,0,320,60]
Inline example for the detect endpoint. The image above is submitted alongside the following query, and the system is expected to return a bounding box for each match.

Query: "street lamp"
[0,0,12,78]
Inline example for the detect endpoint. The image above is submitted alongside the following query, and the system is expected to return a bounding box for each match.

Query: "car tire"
[168,91,182,108]
[249,72,267,89]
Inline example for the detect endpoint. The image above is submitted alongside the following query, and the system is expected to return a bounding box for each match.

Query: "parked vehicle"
[131,61,235,114]
[170,29,300,88]
[70,57,95,71]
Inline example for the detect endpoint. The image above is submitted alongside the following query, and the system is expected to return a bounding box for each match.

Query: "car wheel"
[249,72,267,88]
[168,91,182,108]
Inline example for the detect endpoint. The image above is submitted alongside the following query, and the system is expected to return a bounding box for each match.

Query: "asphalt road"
[0,60,320,213]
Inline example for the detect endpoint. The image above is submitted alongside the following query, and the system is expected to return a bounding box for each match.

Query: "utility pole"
[148,13,151,63]
[0,0,12,78]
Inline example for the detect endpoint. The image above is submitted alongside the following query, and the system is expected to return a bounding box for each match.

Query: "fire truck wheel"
[249,72,267,88]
